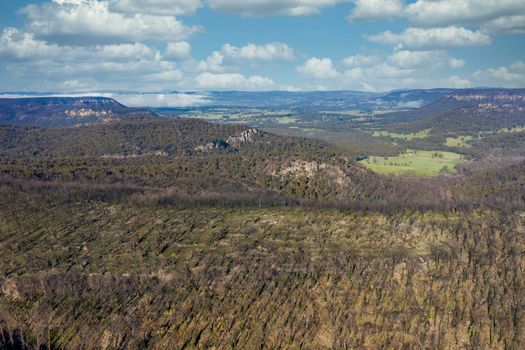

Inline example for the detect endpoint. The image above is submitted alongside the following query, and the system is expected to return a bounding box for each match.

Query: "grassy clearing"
[372,129,430,140]
[444,126,525,148]
[499,125,525,133]
[275,117,298,124]
[360,149,464,176]
[445,135,474,148]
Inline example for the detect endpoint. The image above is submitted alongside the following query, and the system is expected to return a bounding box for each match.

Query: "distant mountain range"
[1,88,524,129]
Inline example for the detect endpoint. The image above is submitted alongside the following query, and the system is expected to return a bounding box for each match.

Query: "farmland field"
[445,135,474,148]
[372,129,430,140]
[359,149,464,175]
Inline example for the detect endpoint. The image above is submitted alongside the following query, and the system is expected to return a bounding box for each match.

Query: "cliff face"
[448,90,525,103]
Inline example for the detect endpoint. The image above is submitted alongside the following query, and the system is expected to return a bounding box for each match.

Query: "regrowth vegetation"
[1,93,525,349]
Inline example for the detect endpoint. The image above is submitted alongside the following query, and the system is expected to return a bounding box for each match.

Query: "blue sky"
[0,0,524,97]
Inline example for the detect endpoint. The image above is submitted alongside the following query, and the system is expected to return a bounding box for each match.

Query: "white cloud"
[95,42,157,60]
[164,42,191,60]
[340,57,474,91]
[368,26,491,50]
[109,0,202,16]
[343,54,380,67]
[144,69,184,81]
[473,61,525,87]
[297,57,339,79]
[405,0,525,27]
[342,63,414,91]
[0,28,159,62]
[388,50,465,69]
[0,28,59,61]
[448,58,466,69]
[22,0,199,44]
[195,72,275,90]
[346,0,525,35]
[339,51,467,91]
[481,15,525,34]
[347,0,404,21]
[339,50,467,92]
[220,42,294,61]
[439,75,471,88]
[0,57,187,91]
[0,28,190,92]
[364,63,413,78]
[196,51,225,72]
[194,42,294,74]
[207,0,347,16]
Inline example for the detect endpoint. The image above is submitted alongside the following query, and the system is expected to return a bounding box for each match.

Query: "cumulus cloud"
[297,57,339,79]
[347,0,404,21]
[340,51,471,91]
[448,58,466,69]
[196,51,225,73]
[350,62,414,79]
[0,28,60,61]
[368,26,491,50]
[22,0,199,44]
[473,61,525,87]
[95,42,158,60]
[342,63,415,91]
[347,0,525,34]
[109,0,202,16]
[0,59,186,92]
[194,42,294,74]
[439,75,471,88]
[481,15,525,34]
[207,0,347,16]
[221,42,294,61]
[342,62,474,91]
[0,28,159,63]
[343,54,380,67]
[404,0,525,27]
[388,50,465,69]
[0,28,190,92]
[195,72,275,90]
[164,42,191,60]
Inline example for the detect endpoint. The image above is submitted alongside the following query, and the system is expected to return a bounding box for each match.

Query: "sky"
[0,0,524,97]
